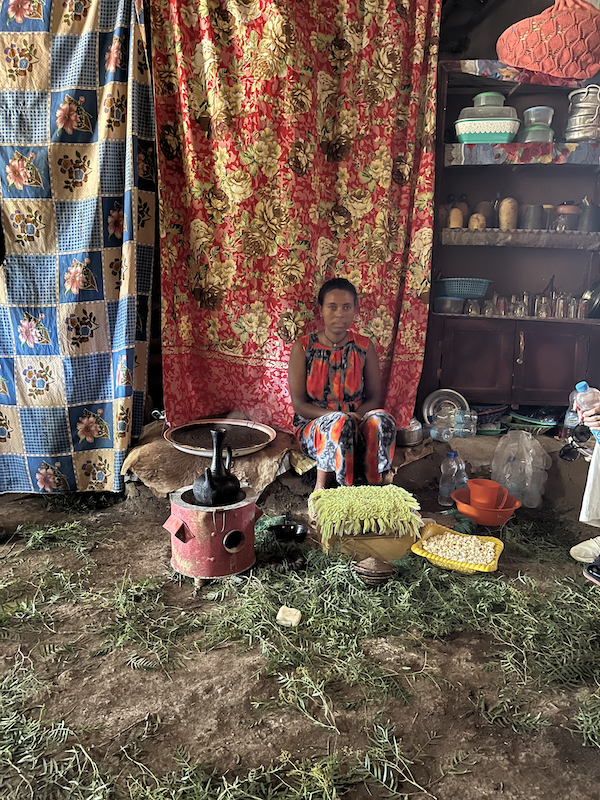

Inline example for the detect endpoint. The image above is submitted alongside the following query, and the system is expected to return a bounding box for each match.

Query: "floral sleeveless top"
[292,331,370,428]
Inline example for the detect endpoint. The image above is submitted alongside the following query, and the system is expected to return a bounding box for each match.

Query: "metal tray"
[422,389,470,425]
[164,418,277,457]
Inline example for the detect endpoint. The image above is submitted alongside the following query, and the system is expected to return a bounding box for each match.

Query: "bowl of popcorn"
[411,523,504,574]
[451,488,521,527]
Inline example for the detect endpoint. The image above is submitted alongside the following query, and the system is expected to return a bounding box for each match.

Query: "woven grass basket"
[411,523,504,575]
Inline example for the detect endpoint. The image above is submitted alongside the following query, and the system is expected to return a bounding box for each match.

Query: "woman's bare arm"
[355,341,381,418]
[288,340,330,420]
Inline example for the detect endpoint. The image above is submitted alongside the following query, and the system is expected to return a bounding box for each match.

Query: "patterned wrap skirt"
[295,409,396,486]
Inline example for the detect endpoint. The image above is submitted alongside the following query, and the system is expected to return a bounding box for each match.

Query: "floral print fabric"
[151,0,441,433]
[0,0,155,493]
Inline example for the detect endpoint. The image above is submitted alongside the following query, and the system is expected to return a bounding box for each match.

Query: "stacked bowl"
[451,479,521,526]
[518,106,554,143]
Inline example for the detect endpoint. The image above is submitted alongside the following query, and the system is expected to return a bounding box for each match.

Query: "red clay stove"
[164,486,261,582]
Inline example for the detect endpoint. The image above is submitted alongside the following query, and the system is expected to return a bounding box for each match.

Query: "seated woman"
[288,277,396,490]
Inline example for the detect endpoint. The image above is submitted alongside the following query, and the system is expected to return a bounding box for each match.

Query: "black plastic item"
[559,443,580,462]
[583,558,600,586]
[581,280,600,319]
[268,512,308,543]
[573,424,592,443]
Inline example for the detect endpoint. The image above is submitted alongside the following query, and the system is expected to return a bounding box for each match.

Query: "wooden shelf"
[444,142,600,167]
[430,312,600,325]
[441,228,600,251]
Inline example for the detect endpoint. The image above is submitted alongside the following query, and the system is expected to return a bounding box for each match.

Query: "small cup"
[523,204,544,230]
[468,479,509,509]
[579,205,600,232]
[483,299,495,317]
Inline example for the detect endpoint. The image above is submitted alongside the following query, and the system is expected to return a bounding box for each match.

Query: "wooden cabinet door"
[439,318,515,403]
[512,322,589,405]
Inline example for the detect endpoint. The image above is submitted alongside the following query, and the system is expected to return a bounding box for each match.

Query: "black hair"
[317,277,358,307]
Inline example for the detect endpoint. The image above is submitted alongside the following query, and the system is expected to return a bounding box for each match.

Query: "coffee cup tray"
[164,418,277,457]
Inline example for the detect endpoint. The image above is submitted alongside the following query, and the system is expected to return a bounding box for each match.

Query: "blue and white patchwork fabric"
[0,0,155,492]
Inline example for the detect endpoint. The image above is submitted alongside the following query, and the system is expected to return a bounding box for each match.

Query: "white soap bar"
[276,605,302,627]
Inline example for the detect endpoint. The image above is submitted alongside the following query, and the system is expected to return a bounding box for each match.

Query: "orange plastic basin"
[451,488,521,527]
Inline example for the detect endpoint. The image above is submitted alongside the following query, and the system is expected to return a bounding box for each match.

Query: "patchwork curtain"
[0,0,155,493]
[152,0,440,433]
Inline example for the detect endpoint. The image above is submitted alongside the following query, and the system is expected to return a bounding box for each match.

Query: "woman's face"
[320,289,356,335]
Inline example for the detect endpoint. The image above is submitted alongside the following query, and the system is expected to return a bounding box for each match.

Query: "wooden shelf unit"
[418,61,600,411]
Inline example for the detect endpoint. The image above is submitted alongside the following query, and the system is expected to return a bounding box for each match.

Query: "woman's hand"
[582,403,600,431]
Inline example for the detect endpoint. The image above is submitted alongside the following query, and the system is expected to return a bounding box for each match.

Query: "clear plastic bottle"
[503,455,524,501]
[430,409,454,442]
[438,450,458,506]
[575,381,600,444]
[455,452,468,490]
[563,389,579,436]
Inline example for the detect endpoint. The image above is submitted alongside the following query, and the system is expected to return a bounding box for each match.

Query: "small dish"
[422,389,470,426]
[476,425,509,436]
[434,296,464,314]
[523,106,554,127]
[268,513,308,543]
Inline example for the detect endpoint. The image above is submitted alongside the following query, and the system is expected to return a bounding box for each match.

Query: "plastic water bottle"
[430,409,454,442]
[455,452,468,490]
[438,451,458,506]
[563,389,579,435]
[575,381,600,444]
[503,455,524,501]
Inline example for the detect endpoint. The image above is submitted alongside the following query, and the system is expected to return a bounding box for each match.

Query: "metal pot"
[396,417,423,446]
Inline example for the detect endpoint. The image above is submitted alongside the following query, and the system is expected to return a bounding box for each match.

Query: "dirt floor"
[1,465,600,799]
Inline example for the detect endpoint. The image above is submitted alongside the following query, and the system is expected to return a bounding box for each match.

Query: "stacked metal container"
[565,85,600,142]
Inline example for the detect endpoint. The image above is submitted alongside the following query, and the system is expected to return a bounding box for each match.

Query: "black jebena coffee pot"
[192,428,241,506]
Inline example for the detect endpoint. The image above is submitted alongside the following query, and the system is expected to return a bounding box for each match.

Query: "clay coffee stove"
[163,427,261,584]
[164,486,261,585]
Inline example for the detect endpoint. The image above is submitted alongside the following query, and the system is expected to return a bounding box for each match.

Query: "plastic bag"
[491,430,552,508]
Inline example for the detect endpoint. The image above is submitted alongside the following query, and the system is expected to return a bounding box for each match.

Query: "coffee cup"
[522,204,544,230]
[468,479,509,509]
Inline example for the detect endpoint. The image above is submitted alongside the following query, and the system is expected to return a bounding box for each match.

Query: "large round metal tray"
[422,390,470,425]
[164,418,277,457]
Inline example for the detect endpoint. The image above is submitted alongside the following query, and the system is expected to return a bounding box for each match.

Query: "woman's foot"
[314,469,335,491]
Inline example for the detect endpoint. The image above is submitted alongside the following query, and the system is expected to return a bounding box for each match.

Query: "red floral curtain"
[150,0,441,432]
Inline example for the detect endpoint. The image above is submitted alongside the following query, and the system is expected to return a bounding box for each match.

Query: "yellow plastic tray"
[411,523,504,575]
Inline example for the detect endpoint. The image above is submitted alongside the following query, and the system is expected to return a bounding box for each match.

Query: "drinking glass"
[578,298,589,319]
[535,295,552,318]
[568,297,578,318]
